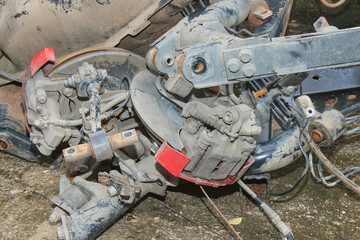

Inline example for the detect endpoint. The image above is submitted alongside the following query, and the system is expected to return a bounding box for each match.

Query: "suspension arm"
[152,25,360,90]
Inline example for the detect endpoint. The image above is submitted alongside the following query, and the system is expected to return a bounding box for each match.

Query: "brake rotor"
[45,47,146,80]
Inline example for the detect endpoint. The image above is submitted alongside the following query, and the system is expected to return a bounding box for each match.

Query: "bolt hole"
[312,74,321,81]
[165,57,174,66]
[68,148,75,154]
[325,96,338,106]
[0,139,9,150]
[346,92,357,100]
[308,109,313,114]
[124,131,133,138]
[192,57,207,74]
[156,179,164,187]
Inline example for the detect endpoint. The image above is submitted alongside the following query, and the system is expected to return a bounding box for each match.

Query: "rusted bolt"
[312,130,324,143]
[193,62,206,73]
[0,138,10,150]
[191,57,207,74]
[98,172,110,185]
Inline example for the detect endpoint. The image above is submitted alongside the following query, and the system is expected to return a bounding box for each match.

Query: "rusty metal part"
[313,17,330,32]
[320,0,346,8]
[308,109,346,147]
[253,88,268,98]
[44,47,127,77]
[248,0,272,26]
[0,138,10,150]
[311,129,324,143]
[63,129,138,163]
[98,172,110,186]
[63,144,93,163]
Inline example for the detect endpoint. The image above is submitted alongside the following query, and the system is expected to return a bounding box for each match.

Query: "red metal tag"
[155,141,255,187]
[155,141,190,177]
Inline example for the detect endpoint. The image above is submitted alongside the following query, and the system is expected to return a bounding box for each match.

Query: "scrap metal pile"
[0,0,359,239]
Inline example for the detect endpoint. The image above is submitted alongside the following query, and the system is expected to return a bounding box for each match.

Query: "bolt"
[241,63,256,77]
[107,185,118,197]
[312,130,324,143]
[239,49,252,63]
[227,58,241,73]
[38,95,47,104]
[223,112,233,124]
[36,105,45,114]
[98,172,110,185]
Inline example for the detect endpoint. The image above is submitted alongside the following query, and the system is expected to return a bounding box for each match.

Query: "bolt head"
[241,63,256,77]
[223,112,233,124]
[239,49,252,63]
[227,59,241,73]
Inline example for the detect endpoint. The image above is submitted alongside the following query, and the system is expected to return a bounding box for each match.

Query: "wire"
[199,185,243,240]
[306,139,360,197]
[309,151,360,187]
[113,151,139,183]
[104,77,131,118]
[320,0,346,8]
[270,120,309,197]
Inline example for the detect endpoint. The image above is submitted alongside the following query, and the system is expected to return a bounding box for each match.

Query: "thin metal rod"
[199,185,243,240]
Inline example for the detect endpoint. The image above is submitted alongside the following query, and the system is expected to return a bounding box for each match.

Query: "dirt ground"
[1,0,360,240]
[0,131,359,240]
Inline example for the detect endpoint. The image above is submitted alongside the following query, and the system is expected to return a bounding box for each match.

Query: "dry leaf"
[228,217,242,225]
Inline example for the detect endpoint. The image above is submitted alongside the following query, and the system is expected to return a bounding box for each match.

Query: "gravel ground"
[0,131,359,240]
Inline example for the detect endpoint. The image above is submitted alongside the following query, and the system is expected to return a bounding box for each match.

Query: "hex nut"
[239,49,253,63]
[227,58,241,73]
[241,63,256,77]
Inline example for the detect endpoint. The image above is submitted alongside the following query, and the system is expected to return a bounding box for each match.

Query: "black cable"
[270,119,309,197]
[113,151,139,183]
